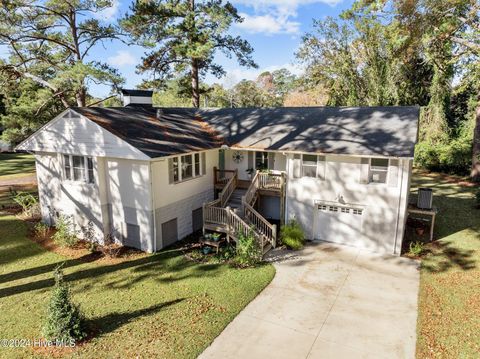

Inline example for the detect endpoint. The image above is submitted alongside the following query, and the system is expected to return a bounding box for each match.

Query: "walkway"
[199,242,420,359]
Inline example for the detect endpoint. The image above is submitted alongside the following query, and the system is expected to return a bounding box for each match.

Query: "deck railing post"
[272,224,277,247]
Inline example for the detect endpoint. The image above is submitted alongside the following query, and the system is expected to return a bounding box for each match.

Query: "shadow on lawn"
[89,298,186,337]
[421,239,478,273]
[0,249,222,299]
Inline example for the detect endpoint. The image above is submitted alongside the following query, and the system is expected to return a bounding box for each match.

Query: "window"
[172,157,179,182]
[369,158,389,183]
[302,155,317,177]
[169,152,205,183]
[87,157,94,184]
[255,151,268,170]
[72,156,85,181]
[63,155,71,180]
[181,154,193,180]
[352,209,363,215]
[194,153,200,176]
[63,155,94,183]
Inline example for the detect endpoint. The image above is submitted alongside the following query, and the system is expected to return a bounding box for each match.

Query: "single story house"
[16,89,419,255]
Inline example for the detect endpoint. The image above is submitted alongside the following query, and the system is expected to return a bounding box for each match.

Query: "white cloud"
[236,13,300,34]
[94,0,120,22]
[233,0,343,35]
[107,50,137,67]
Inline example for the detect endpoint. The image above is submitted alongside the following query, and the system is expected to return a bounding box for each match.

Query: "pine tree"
[43,267,86,343]
[122,0,257,108]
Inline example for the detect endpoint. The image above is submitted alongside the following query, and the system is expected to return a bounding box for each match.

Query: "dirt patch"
[18,216,148,265]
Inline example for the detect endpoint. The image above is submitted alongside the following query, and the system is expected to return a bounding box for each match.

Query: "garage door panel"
[315,204,364,247]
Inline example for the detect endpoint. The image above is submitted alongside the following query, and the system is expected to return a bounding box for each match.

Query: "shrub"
[43,267,86,343]
[34,222,50,240]
[11,191,40,218]
[280,220,305,250]
[52,215,78,247]
[415,137,472,175]
[408,241,424,256]
[234,229,261,267]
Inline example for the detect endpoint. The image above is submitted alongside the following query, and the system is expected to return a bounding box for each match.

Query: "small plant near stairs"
[234,229,262,267]
[280,220,305,250]
[43,266,87,343]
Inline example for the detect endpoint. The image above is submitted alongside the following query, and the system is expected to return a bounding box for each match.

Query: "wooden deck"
[205,169,286,255]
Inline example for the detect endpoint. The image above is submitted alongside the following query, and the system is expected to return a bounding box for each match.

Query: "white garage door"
[315,204,364,247]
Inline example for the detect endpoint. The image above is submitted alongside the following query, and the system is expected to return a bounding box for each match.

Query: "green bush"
[234,229,261,267]
[415,137,472,175]
[408,241,424,256]
[11,191,40,218]
[34,222,50,239]
[43,267,86,343]
[52,215,78,247]
[280,220,305,250]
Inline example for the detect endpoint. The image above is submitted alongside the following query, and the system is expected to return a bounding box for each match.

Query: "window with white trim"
[63,155,94,183]
[169,152,205,183]
[301,155,325,179]
[369,158,389,183]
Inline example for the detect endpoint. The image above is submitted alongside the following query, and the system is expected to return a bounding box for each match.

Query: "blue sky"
[87,0,355,98]
[2,0,354,98]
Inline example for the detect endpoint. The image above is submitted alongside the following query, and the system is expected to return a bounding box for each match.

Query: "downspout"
[149,161,157,253]
[393,160,405,254]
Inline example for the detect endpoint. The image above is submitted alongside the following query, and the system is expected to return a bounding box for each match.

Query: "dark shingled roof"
[72,107,223,158]
[72,106,419,158]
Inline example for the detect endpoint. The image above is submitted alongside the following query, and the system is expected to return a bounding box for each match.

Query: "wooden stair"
[203,170,280,256]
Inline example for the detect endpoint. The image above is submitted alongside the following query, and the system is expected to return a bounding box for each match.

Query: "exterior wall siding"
[154,189,213,250]
[151,149,218,250]
[285,154,411,254]
[35,151,105,243]
[104,158,153,252]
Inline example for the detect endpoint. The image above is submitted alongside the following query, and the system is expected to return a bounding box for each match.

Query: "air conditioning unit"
[417,188,433,210]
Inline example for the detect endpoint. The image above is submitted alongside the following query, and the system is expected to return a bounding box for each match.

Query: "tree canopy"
[122,0,257,107]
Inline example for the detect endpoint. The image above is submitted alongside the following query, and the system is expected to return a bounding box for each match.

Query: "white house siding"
[151,149,218,250]
[286,154,411,255]
[17,110,149,160]
[224,149,250,180]
[104,158,154,252]
[35,152,105,242]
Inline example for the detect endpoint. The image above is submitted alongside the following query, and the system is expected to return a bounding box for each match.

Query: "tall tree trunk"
[191,59,200,108]
[75,87,86,107]
[472,104,480,182]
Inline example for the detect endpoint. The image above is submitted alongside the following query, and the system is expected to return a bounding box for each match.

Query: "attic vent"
[121,89,153,107]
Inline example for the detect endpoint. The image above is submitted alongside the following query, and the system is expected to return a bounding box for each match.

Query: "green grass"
[0,214,275,358]
[0,153,36,179]
[411,170,480,358]
[0,153,38,207]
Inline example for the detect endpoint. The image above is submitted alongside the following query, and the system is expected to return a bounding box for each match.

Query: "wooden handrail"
[258,171,283,190]
[218,169,237,207]
[244,202,276,247]
[244,170,260,206]
[214,167,237,185]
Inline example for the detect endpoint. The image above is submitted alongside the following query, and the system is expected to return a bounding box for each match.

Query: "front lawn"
[411,170,480,358]
[0,214,275,358]
[0,153,36,179]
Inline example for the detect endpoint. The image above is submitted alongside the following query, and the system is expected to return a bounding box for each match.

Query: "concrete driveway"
[199,242,420,359]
